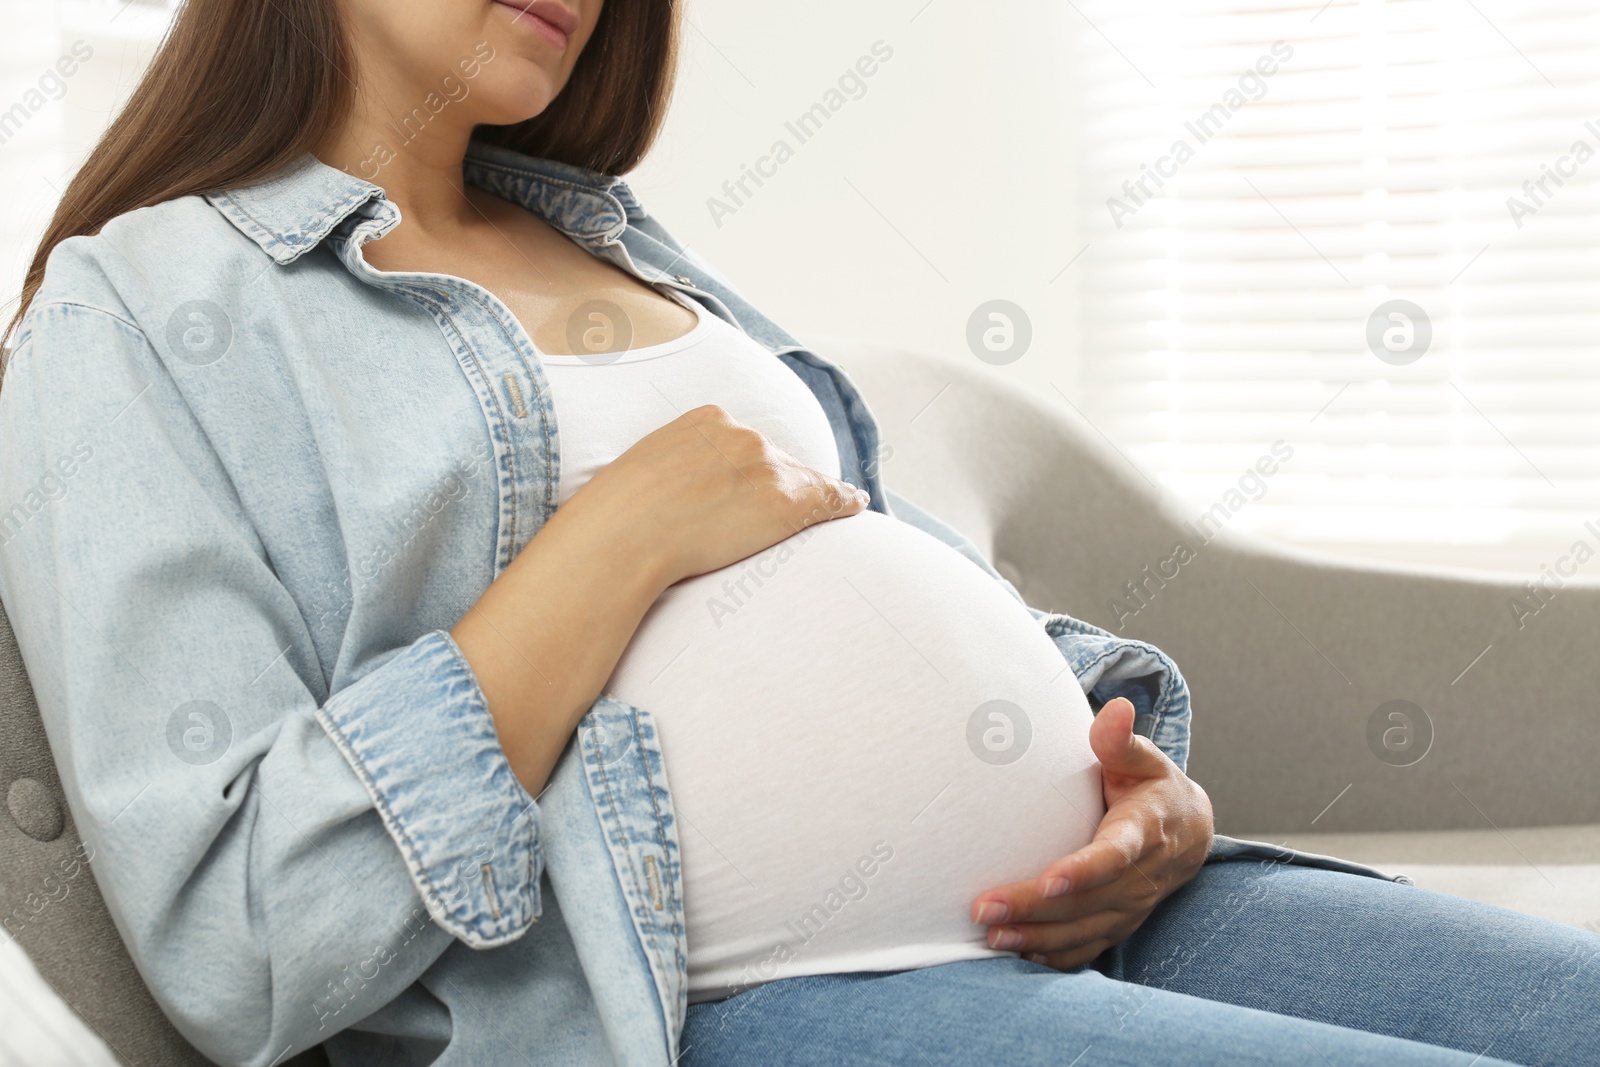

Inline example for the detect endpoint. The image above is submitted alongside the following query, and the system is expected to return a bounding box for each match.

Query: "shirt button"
[674,274,692,285]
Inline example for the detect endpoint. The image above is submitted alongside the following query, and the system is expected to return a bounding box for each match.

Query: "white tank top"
[539,288,1104,1003]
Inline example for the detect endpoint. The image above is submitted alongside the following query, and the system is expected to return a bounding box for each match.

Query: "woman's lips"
[494,1,572,50]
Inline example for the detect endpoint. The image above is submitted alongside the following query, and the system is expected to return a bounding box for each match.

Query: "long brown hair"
[4,0,680,350]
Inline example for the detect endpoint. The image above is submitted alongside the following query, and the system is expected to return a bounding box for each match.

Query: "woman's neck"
[315,85,481,238]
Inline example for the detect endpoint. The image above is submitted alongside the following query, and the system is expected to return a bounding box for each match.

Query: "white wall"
[0,0,173,319]
[627,0,1085,401]
[7,0,1084,400]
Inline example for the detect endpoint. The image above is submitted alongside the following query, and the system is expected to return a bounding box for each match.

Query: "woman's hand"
[565,403,869,588]
[452,404,864,795]
[969,697,1214,970]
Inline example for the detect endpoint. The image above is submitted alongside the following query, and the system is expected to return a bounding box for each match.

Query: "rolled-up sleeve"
[0,299,539,1066]
[1033,611,1192,772]
[315,628,542,939]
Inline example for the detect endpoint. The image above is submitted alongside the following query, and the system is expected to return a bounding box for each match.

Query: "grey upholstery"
[2,341,1595,1062]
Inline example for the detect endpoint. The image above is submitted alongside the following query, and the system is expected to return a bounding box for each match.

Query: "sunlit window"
[1071,0,1600,571]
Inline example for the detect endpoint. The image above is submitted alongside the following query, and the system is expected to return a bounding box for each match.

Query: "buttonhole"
[502,373,528,419]
[644,855,664,911]
[481,864,502,919]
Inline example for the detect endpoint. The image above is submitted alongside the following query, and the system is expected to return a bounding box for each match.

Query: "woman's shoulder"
[25,193,266,343]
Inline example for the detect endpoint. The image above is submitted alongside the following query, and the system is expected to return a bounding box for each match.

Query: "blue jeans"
[681,856,1600,1066]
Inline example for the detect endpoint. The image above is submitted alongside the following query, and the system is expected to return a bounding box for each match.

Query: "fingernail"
[989,927,1023,950]
[1026,953,1049,966]
[1040,876,1070,899]
[974,901,1008,925]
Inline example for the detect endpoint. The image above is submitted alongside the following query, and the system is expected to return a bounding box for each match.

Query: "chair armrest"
[827,339,1600,834]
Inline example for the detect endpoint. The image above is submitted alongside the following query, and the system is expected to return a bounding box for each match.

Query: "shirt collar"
[208,139,645,266]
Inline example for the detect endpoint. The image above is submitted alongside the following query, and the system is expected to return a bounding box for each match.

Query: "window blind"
[1070,0,1600,571]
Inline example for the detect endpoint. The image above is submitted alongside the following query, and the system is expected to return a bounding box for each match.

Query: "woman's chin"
[472,73,568,127]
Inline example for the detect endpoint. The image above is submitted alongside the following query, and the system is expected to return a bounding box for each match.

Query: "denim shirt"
[0,140,1266,1067]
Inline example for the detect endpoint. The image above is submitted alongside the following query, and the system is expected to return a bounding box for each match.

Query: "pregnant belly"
[603,510,1105,1002]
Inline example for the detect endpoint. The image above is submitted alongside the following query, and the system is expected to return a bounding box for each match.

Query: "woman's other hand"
[969,697,1214,970]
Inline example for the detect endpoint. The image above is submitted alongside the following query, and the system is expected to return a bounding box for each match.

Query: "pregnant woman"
[1,1,1596,1065]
